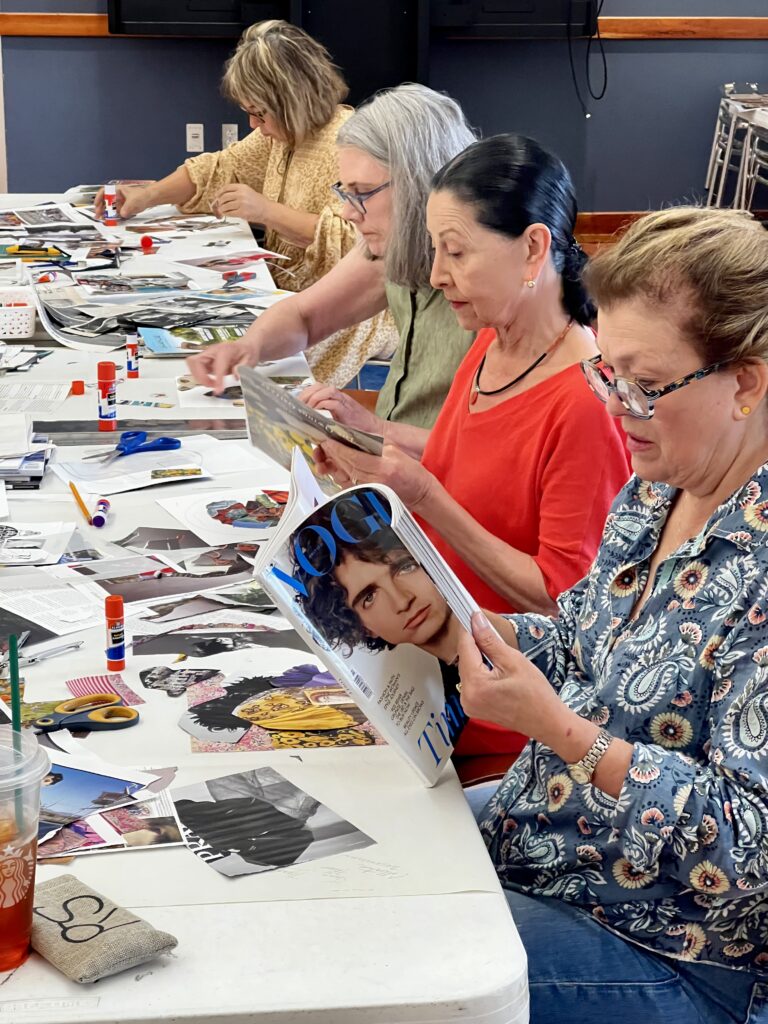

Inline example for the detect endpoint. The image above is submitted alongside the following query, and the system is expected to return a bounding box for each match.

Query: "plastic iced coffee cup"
[0,727,50,972]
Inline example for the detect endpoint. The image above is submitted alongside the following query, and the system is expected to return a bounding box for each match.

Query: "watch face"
[569,764,590,784]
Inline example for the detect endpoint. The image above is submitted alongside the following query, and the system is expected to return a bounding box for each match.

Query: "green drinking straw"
[8,634,25,830]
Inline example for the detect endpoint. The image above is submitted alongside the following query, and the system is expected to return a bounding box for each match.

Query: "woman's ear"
[734,359,768,420]
[523,223,552,275]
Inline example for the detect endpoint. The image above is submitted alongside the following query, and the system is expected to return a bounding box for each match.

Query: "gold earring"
[742,406,752,415]
[525,279,536,289]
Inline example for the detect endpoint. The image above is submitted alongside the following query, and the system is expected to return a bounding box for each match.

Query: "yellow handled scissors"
[32,694,140,733]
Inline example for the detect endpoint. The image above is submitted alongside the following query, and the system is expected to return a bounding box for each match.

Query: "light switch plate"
[186,123,204,153]
[222,123,239,148]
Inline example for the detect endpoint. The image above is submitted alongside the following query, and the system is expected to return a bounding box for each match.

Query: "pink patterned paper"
[65,673,145,706]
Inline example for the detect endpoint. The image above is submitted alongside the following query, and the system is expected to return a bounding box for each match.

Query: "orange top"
[105,595,124,619]
[421,327,631,758]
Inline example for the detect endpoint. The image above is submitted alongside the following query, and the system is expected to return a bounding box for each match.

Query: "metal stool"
[734,108,768,211]
[705,84,768,207]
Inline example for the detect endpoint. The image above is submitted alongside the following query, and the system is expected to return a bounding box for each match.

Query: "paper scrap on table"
[0,568,105,635]
[66,673,145,706]
[35,751,153,843]
[113,525,209,553]
[158,487,289,546]
[0,522,75,566]
[65,552,255,606]
[0,484,7,520]
[38,790,184,859]
[0,381,70,413]
[52,450,210,496]
[53,433,271,496]
[172,766,373,878]
[176,374,245,409]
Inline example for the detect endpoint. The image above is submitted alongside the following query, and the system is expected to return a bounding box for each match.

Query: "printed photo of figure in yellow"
[178,663,382,753]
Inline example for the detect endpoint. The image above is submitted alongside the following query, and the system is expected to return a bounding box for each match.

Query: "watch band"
[567,728,613,784]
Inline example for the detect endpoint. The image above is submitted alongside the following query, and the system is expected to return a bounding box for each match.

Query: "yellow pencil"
[68,481,92,525]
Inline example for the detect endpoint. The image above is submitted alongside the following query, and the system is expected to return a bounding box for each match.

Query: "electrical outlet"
[222,123,239,148]
[186,123,204,153]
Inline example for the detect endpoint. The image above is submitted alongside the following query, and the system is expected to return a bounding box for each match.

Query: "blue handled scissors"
[32,694,140,733]
[82,430,181,466]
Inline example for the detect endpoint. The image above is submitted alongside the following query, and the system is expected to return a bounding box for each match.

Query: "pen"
[68,480,92,525]
[18,640,85,667]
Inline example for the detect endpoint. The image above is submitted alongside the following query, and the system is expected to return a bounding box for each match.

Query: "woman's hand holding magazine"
[457,612,564,742]
[313,437,436,511]
[299,383,383,436]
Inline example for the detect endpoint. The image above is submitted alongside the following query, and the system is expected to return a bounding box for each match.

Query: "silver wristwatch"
[567,728,613,784]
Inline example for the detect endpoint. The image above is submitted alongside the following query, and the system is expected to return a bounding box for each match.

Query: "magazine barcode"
[351,672,373,699]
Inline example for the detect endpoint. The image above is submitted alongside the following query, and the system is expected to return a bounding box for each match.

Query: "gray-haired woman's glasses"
[580,355,728,419]
[331,180,391,216]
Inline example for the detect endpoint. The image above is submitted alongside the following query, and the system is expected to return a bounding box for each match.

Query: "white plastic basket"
[0,287,36,339]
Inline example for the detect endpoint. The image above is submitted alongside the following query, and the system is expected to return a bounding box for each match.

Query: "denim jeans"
[465,784,768,1024]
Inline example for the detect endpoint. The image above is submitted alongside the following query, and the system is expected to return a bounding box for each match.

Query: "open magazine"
[253,452,483,787]
[239,365,383,479]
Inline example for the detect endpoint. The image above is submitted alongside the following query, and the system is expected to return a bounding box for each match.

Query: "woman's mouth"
[625,432,653,453]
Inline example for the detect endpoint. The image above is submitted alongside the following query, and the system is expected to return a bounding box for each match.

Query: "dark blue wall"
[430,38,768,210]
[1,2,767,208]
[3,35,249,190]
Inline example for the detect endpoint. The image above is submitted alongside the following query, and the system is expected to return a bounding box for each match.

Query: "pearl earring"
[742,406,752,415]
[525,279,536,289]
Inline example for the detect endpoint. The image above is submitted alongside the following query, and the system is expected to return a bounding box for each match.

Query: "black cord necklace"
[470,319,575,406]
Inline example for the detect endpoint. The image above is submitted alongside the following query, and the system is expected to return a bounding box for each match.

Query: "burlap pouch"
[31,874,177,983]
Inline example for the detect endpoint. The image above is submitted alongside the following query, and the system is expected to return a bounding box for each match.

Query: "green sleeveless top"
[375,282,475,429]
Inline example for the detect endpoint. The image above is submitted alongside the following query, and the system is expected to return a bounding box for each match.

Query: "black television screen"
[107,1,289,37]
[431,0,597,40]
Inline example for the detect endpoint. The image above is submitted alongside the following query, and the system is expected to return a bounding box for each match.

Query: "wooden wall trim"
[1,12,768,40]
[599,17,768,41]
[575,210,768,245]
[0,14,107,37]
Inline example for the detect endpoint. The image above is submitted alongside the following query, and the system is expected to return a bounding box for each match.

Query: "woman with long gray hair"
[187,83,478,428]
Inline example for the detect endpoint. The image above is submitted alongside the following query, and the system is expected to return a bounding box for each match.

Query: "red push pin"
[140,235,154,255]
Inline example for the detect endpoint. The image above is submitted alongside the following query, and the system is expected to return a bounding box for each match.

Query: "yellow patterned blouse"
[181,105,397,386]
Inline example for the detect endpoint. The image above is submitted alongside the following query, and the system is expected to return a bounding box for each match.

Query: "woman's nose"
[605,391,627,419]
[341,201,363,224]
[430,253,449,291]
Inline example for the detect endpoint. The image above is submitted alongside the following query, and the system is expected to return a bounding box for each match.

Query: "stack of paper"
[0,414,54,491]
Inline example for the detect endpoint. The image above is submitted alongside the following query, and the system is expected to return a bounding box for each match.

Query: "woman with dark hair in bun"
[301,134,630,778]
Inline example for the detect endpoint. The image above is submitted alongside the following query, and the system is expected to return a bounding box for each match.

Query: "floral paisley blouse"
[481,466,768,975]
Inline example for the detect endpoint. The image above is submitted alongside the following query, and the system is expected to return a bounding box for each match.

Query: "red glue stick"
[97,360,117,432]
[140,235,154,254]
[126,334,139,378]
[103,183,119,226]
[105,594,125,671]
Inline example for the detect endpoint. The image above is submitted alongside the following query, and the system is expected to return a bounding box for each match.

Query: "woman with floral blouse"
[459,207,768,1023]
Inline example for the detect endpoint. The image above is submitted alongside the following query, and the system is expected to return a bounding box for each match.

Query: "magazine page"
[239,365,384,477]
[256,483,477,786]
[252,447,331,581]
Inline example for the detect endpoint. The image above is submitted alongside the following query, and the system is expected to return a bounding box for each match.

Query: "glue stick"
[91,497,111,529]
[103,183,119,226]
[105,595,125,671]
[126,333,139,378]
[97,360,117,432]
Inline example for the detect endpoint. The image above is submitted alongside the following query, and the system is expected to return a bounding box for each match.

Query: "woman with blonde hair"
[95,20,396,386]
